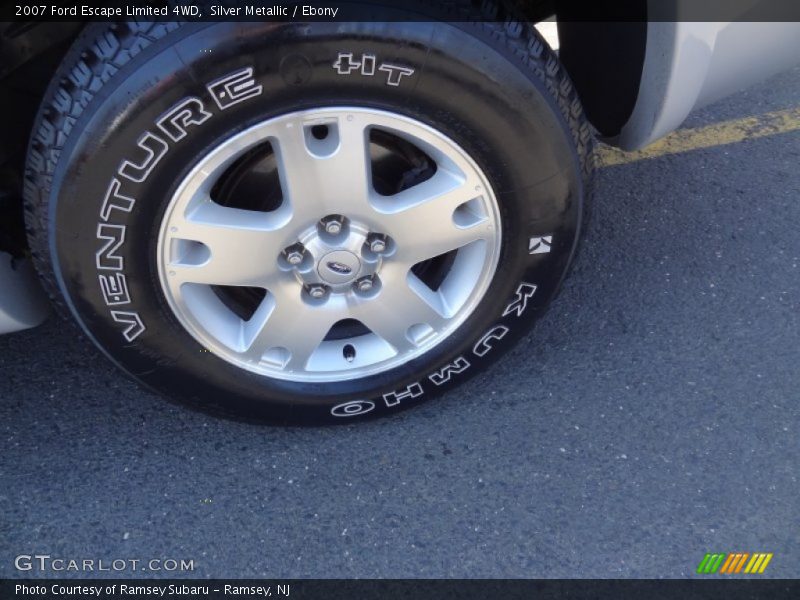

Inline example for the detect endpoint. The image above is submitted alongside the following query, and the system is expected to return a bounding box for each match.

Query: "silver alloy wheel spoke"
[168,201,290,288]
[376,170,491,267]
[157,108,502,382]
[273,114,374,223]
[351,266,448,354]
[244,285,344,370]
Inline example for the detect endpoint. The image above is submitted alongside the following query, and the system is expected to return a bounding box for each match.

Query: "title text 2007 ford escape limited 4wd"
[1,2,798,422]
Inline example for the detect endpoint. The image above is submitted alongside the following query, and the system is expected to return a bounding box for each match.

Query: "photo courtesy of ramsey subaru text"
[1,3,798,423]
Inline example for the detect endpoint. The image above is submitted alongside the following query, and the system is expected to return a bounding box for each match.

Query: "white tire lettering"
[110,311,145,342]
[429,356,470,386]
[206,67,263,110]
[90,67,266,344]
[473,325,509,357]
[379,63,415,86]
[332,52,363,75]
[99,178,135,222]
[92,66,262,343]
[383,382,423,407]
[331,400,375,418]
[98,273,131,306]
[118,132,169,183]
[502,282,537,318]
[95,224,126,271]
[333,52,415,87]
[360,54,376,76]
[156,97,212,142]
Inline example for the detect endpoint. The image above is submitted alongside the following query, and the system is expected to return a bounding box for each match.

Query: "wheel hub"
[318,251,361,284]
[287,217,385,295]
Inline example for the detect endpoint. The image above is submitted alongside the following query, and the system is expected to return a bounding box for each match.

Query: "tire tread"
[23,21,179,319]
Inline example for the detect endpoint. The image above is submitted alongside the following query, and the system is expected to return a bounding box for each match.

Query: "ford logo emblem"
[326,261,353,275]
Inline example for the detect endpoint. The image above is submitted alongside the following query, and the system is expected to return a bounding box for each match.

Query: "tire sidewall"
[48,21,585,423]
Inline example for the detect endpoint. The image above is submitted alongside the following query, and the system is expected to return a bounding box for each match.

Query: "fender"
[615,21,800,150]
[0,253,50,334]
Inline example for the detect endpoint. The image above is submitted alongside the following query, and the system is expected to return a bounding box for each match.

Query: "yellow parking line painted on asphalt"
[598,106,800,167]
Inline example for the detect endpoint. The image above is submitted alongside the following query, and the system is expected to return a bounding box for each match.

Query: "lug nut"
[356,277,374,292]
[283,244,306,266]
[368,235,387,254]
[321,216,344,235]
[307,284,328,299]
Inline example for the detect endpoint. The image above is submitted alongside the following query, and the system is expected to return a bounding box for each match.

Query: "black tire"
[24,15,594,424]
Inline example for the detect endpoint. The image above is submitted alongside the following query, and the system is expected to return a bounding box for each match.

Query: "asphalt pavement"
[1,67,798,579]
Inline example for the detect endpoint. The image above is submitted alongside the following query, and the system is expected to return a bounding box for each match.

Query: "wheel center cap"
[317,250,361,284]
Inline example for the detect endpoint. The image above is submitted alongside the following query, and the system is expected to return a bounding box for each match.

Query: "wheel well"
[506,1,649,138]
[555,6,648,137]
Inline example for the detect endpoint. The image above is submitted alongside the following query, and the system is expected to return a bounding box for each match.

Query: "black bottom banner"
[2,579,800,600]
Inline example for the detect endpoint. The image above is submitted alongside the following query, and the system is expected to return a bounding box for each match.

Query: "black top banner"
[2,0,800,23]
[3,579,800,600]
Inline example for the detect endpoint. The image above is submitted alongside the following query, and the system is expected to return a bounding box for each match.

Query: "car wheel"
[24,16,594,423]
